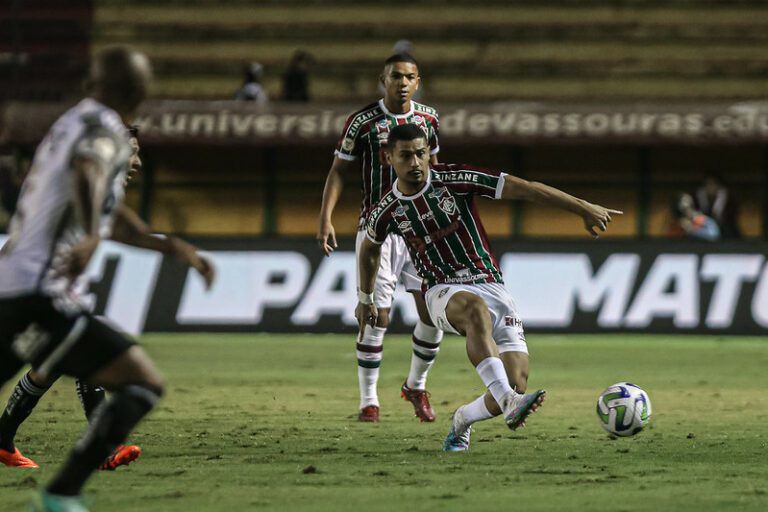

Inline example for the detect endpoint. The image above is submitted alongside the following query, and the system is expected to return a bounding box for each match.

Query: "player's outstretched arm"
[317,156,353,256]
[501,175,623,238]
[111,205,216,289]
[355,237,382,329]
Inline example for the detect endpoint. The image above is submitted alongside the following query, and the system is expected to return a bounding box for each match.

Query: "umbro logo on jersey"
[398,220,413,232]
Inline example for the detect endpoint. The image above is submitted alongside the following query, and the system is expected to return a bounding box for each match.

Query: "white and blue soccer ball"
[596,382,652,437]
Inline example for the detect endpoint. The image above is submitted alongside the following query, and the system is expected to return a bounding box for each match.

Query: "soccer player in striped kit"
[318,54,444,422]
[357,124,621,450]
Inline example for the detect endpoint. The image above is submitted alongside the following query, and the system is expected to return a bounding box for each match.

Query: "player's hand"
[581,203,623,238]
[317,220,338,257]
[170,237,216,290]
[190,253,216,290]
[355,302,378,330]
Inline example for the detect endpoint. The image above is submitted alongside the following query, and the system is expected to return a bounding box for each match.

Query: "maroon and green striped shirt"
[335,99,439,229]
[365,164,507,290]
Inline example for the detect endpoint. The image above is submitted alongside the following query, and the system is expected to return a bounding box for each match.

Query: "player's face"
[126,136,141,183]
[381,62,420,104]
[387,137,430,186]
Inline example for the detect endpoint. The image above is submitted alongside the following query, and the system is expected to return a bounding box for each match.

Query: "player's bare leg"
[442,292,544,451]
[400,291,441,422]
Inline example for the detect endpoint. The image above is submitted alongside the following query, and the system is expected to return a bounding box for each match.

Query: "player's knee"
[123,346,164,390]
[91,346,165,392]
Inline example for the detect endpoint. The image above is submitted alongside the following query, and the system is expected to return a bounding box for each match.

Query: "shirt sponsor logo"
[394,205,410,216]
[405,220,460,253]
[444,171,480,183]
[442,273,490,284]
[375,120,391,144]
[418,211,434,221]
[428,187,446,199]
[504,315,523,328]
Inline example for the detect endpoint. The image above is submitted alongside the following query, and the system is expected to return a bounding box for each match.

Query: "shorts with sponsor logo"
[0,294,135,384]
[356,230,421,308]
[425,282,528,354]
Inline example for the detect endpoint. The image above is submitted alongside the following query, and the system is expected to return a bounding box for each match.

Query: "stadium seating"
[94,0,768,102]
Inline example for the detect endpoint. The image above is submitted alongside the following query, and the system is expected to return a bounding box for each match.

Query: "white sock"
[406,321,443,390]
[357,325,386,409]
[461,394,496,425]
[475,357,513,407]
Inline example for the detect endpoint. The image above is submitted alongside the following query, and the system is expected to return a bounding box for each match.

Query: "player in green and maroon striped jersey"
[357,124,622,451]
[318,54,443,423]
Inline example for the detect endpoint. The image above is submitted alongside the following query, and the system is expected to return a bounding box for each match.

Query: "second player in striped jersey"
[358,124,622,451]
[318,53,443,423]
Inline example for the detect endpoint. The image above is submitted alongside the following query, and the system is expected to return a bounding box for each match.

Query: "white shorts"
[425,282,528,354]
[356,230,422,309]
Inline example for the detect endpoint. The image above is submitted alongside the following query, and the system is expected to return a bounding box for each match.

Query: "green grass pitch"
[2,333,767,511]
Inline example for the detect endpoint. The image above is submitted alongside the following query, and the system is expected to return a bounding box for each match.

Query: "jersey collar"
[392,168,432,201]
[379,99,414,119]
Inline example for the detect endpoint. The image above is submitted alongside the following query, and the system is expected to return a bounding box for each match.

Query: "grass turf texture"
[1,334,767,512]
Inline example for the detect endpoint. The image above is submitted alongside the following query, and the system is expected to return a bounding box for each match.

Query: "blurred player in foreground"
[0,46,213,512]
[0,126,211,472]
[318,53,444,423]
[0,126,142,470]
[357,124,621,451]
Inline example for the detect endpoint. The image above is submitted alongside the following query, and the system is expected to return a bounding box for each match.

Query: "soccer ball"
[596,382,652,437]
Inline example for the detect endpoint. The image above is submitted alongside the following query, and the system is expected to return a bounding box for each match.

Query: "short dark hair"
[387,123,427,149]
[384,53,419,68]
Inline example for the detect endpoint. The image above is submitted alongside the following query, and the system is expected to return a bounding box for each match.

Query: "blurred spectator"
[669,192,720,241]
[694,173,741,239]
[234,62,269,103]
[282,50,314,102]
[378,40,423,102]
